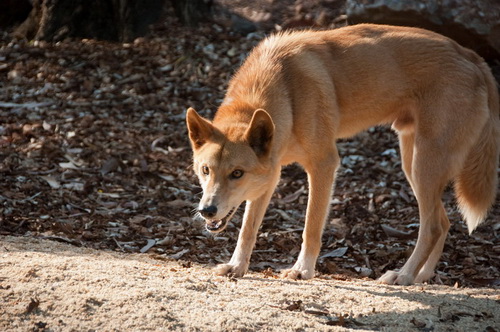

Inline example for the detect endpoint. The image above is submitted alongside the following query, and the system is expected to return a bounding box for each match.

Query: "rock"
[211,5,257,35]
[230,13,257,35]
[346,0,500,60]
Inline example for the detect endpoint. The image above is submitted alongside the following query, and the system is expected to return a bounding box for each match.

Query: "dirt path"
[1,236,498,331]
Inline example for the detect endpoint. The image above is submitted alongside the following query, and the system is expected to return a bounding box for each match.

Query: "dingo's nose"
[199,205,217,219]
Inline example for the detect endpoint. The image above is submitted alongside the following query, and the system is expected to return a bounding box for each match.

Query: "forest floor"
[0,0,499,331]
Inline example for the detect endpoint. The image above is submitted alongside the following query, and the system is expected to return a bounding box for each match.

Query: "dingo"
[186,24,499,285]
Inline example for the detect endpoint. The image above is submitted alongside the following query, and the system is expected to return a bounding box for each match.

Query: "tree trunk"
[14,0,166,42]
[0,0,32,29]
[172,0,213,27]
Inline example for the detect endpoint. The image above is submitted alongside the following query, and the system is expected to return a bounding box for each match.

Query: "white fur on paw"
[281,268,314,280]
[379,270,414,285]
[214,263,247,278]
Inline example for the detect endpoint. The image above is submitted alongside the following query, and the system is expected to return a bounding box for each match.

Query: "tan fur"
[186,24,500,285]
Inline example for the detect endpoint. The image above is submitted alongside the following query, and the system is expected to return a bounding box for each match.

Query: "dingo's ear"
[245,109,274,157]
[186,107,214,149]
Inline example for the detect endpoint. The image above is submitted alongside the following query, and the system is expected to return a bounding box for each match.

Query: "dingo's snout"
[198,205,217,219]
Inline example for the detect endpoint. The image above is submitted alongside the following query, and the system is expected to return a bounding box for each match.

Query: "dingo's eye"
[202,166,210,175]
[231,169,244,179]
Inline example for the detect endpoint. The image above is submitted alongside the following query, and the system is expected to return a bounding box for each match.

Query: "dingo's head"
[186,107,275,233]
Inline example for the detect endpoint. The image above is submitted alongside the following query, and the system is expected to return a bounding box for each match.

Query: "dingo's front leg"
[282,153,339,280]
[215,172,280,277]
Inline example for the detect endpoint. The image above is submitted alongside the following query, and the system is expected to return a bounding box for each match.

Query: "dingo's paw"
[379,270,414,285]
[281,268,315,280]
[414,269,435,284]
[214,263,247,278]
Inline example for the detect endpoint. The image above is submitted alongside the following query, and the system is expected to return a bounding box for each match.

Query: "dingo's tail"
[455,62,499,234]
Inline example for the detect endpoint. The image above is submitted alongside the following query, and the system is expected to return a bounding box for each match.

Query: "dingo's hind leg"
[414,204,449,283]
[380,134,452,285]
[388,130,451,284]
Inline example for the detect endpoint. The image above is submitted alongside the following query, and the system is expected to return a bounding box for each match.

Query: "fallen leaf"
[59,162,79,170]
[381,224,416,239]
[410,317,426,328]
[304,303,329,316]
[323,314,346,326]
[277,186,306,204]
[0,101,53,108]
[40,175,60,189]
[261,267,277,278]
[320,247,348,259]
[282,300,302,311]
[26,297,40,314]
[140,239,156,253]
[170,249,190,260]
[100,157,120,175]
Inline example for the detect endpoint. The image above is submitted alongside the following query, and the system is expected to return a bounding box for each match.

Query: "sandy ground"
[1,236,499,331]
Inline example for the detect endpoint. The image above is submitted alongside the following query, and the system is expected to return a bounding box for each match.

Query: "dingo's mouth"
[205,207,236,233]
